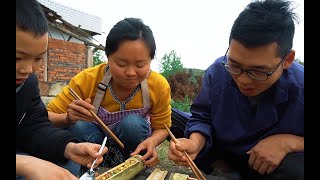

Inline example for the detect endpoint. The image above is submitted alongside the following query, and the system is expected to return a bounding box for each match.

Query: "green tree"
[93,50,105,66]
[159,50,184,79]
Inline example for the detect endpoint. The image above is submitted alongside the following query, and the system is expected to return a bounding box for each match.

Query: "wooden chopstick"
[68,87,124,149]
[164,124,206,180]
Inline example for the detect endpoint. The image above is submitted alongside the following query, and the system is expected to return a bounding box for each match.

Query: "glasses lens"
[247,71,268,81]
[225,65,241,74]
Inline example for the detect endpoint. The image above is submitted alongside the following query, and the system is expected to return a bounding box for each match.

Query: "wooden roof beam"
[49,21,105,51]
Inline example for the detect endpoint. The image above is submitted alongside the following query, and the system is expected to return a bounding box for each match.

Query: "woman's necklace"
[108,84,141,111]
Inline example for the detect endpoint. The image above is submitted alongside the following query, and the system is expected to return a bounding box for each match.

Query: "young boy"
[16,0,108,179]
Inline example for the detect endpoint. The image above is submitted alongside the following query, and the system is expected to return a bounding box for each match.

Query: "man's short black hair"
[230,0,299,57]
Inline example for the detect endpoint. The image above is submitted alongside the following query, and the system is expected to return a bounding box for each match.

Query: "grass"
[155,140,174,168]
[155,140,192,173]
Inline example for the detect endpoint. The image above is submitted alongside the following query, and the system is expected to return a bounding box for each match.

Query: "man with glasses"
[168,0,304,179]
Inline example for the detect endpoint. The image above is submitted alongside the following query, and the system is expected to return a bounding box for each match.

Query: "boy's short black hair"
[16,0,48,37]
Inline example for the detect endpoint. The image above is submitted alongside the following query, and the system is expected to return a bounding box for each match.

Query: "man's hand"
[247,134,293,174]
[167,137,201,167]
[16,155,77,180]
[64,142,108,169]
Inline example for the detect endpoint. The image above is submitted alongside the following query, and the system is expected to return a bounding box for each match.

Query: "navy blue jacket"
[186,56,304,157]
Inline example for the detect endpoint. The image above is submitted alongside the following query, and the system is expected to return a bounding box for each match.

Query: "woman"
[47,17,171,168]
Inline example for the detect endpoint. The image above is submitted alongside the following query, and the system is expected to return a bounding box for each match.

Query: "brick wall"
[37,38,89,97]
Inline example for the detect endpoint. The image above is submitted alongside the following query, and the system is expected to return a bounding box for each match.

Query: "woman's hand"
[130,138,159,167]
[66,98,95,124]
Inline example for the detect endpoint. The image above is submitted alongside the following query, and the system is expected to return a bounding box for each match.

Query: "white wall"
[48,26,84,44]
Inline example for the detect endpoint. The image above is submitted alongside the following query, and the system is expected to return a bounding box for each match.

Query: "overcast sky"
[51,0,304,71]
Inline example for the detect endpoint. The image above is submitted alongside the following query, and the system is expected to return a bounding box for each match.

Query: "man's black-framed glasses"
[221,48,287,81]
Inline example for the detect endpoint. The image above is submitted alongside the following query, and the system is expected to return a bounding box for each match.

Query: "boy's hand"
[64,142,108,168]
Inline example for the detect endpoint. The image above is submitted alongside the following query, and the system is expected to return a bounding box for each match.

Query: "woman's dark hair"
[105,17,156,59]
[16,0,48,37]
[229,0,299,57]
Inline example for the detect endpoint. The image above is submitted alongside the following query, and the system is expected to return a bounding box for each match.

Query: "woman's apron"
[91,66,152,137]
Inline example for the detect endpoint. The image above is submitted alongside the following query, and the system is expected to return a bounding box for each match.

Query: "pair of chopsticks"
[164,124,206,180]
[68,87,124,149]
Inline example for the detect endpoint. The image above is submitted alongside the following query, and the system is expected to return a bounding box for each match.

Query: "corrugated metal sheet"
[38,0,102,34]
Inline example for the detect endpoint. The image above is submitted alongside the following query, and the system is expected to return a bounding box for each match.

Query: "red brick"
[39,81,50,96]
[42,38,89,84]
